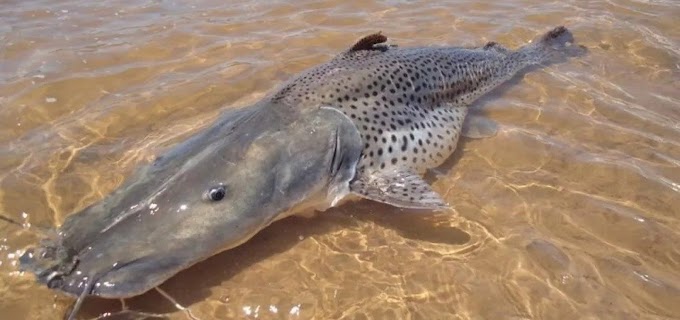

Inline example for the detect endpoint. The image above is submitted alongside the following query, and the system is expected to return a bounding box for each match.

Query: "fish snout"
[20,243,87,296]
[23,244,175,298]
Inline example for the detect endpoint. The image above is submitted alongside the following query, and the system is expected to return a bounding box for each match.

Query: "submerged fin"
[535,26,574,49]
[462,114,498,139]
[350,169,448,210]
[520,26,586,64]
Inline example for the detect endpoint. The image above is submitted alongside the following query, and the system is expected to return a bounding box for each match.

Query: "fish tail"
[516,26,585,65]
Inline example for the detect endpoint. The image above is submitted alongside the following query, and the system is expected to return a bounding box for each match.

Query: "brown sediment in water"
[1,0,679,319]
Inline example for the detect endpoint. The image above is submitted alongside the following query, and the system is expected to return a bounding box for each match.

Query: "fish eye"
[206,185,226,201]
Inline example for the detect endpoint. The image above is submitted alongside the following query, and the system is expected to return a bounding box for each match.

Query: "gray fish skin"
[20,105,363,298]
[18,26,580,309]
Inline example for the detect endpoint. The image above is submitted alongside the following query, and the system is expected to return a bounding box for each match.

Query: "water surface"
[1,0,679,319]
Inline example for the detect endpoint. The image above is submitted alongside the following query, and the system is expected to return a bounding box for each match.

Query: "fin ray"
[350,169,448,210]
[462,114,498,139]
[349,32,388,52]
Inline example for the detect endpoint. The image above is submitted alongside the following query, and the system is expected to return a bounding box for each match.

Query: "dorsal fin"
[482,41,509,54]
[483,41,499,50]
[349,32,388,52]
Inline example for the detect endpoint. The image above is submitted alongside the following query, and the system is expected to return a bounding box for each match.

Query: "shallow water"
[1,0,679,319]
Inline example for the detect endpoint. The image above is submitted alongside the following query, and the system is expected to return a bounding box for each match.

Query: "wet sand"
[1,0,679,319]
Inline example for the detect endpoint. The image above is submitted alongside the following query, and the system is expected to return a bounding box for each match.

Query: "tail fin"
[535,26,574,49]
[519,26,585,64]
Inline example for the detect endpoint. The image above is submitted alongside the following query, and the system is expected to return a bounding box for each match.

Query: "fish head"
[20,105,362,298]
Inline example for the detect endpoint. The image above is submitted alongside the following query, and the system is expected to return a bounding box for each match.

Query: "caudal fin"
[536,26,574,49]
[519,26,585,64]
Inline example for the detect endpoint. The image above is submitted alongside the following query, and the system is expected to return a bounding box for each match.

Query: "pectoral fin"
[349,169,449,210]
[462,114,498,139]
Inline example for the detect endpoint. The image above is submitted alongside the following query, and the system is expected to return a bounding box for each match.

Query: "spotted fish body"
[18,27,581,320]
[273,26,577,208]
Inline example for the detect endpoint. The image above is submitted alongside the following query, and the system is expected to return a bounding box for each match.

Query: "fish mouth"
[23,248,191,298]
[21,191,297,299]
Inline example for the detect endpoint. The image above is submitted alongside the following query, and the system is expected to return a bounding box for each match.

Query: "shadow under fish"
[17,26,584,319]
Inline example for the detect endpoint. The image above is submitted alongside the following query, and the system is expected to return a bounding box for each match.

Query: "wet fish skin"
[20,105,363,298]
[17,26,581,311]
[273,26,580,208]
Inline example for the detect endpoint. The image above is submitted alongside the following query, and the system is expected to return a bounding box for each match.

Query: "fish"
[17,26,583,319]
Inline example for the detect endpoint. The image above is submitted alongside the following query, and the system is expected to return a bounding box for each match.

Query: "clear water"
[1,0,679,319]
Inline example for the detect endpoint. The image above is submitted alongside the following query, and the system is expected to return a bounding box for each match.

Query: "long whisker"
[155,287,200,320]
[93,310,170,319]
[0,213,51,237]
[0,214,24,228]
[66,275,96,320]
